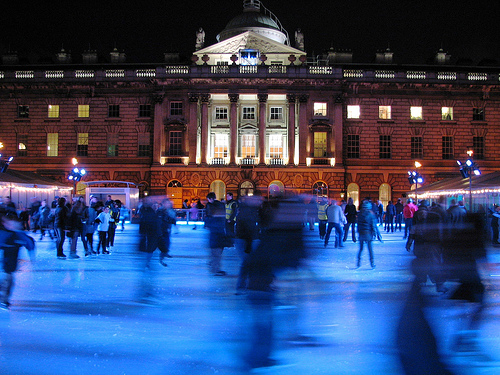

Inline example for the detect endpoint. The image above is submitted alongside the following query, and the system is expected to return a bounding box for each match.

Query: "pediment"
[196,31,304,55]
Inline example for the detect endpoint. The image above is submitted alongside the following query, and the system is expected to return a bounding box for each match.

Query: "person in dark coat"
[356,201,377,269]
[385,200,396,232]
[235,193,263,293]
[395,198,404,232]
[0,214,35,309]
[205,192,227,276]
[54,197,69,259]
[68,199,88,259]
[343,197,357,242]
[156,198,176,266]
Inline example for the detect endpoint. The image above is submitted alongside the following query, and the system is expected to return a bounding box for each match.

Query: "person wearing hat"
[356,200,377,269]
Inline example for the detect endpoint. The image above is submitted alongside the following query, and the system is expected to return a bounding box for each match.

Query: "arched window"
[167,180,183,208]
[268,180,284,198]
[312,181,328,197]
[347,183,360,209]
[239,181,255,197]
[209,180,226,201]
[379,183,391,208]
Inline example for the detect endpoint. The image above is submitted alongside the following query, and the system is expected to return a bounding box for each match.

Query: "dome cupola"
[217,0,289,45]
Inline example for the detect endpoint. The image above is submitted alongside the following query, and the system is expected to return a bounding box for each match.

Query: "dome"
[224,12,280,32]
[216,1,288,45]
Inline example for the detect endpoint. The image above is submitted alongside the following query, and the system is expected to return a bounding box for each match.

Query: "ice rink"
[1,223,499,374]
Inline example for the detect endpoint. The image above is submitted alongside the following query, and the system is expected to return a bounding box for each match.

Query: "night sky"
[1,0,499,65]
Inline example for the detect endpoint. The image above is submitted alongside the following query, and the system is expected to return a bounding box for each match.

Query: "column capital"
[298,94,309,103]
[151,92,165,104]
[287,93,297,103]
[228,93,239,103]
[257,93,268,103]
[188,93,199,103]
[200,93,211,103]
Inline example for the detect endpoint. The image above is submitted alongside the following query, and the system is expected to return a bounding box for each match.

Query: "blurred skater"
[0,214,35,309]
[205,192,227,276]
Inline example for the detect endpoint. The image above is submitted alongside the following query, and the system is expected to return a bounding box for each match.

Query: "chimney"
[55,47,72,64]
[82,49,98,64]
[327,48,353,63]
[109,47,126,63]
[435,48,451,65]
[375,48,393,64]
[2,51,19,65]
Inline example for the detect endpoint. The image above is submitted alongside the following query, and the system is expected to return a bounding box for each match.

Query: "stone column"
[258,93,268,165]
[199,94,210,165]
[152,93,165,166]
[287,94,296,165]
[187,93,199,165]
[298,94,309,166]
[333,100,343,165]
[228,93,239,165]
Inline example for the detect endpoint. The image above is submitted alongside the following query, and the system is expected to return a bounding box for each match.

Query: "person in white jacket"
[95,206,111,254]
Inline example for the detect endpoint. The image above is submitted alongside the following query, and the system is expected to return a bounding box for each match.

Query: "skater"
[0,214,35,309]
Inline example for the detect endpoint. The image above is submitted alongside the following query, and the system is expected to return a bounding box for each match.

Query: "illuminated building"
[0,0,499,207]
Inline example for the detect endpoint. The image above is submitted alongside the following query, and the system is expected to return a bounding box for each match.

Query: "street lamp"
[408,161,424,203]
[67,158,86,196]
[457,149,480,211]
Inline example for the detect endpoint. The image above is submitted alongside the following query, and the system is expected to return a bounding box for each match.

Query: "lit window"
[269,134,283,158]
[410,106,423,120]
[169,131,183,156]
[240,49,259,66]
[213,133,228,158]
[347,105,360,119]
[241,134,256,158]
[78,105,89,118]
[170,102,183,116]
[313,132,327,157]
[77,133,89,157]
[138,133,151,156]
[107,133,119,157]
[379,106,391,120]
[47,133,58,156]
[441,107,453,120]
[270,107,283,120]
[215,107,228,120]
[48,104,60,118]
[17,134,28,156]
[314,102,327,117]
[139,104,151,118]
[242,107,255,120]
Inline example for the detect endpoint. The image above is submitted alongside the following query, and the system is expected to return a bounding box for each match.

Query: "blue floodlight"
[465,159,473,167]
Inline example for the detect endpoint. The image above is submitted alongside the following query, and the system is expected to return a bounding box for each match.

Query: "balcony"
[210,157,227,165]
[160,156,189,165]
[268,158,284,166]
[240,157,256,165]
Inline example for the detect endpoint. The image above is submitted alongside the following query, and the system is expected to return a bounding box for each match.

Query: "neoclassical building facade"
[0,0,499,208]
